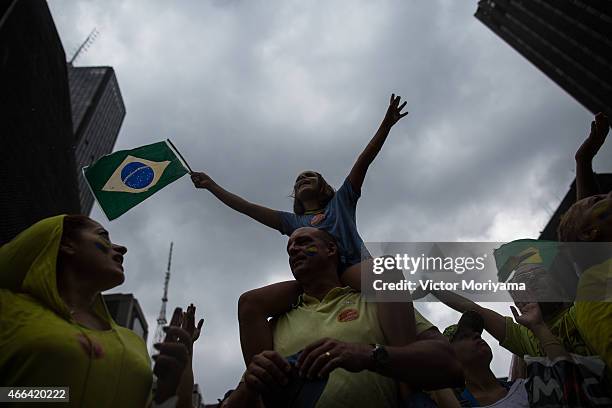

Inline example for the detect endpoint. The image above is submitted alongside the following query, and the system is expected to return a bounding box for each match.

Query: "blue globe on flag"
[99,154,172,194]
[120,162,155,189]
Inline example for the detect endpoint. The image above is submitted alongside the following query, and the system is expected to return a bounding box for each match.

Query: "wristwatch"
[371,343,390,370]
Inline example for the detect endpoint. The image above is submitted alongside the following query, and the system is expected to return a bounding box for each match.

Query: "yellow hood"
[0,215,112,323]
[0,216,153,407]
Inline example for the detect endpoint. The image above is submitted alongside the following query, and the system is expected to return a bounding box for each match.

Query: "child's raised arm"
[575,113,609,200]
[348,94,409,192]
[191,171,282,231]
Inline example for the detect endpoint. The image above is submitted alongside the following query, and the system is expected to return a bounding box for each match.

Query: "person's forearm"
[431,289,480,314]
[575,158,599,200]
[221,383,261,408]
[359,123,393,167]
[176,358,194,408]
[238,282,302,365]
[531,324,571,360]
[207,181,254,214]
[206,182,281,230]
[378,301,417,345]
[378,341,464,389]
[431,290,506,341]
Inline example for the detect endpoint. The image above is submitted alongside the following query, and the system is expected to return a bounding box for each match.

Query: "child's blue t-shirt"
[277,178,370,267]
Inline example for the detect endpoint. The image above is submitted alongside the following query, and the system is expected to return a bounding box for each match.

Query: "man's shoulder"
[320,288,367,310]
[273,288,370,322]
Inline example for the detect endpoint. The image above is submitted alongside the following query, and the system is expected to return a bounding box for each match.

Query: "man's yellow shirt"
[273,286,434,408]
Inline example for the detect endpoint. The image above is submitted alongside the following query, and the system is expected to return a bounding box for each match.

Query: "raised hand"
[153,324,191,403]
[510,302,544,331]
[382,93,409,128]
[167,307,184,333]
[191,171,214,189]
[576,112,609,162]
[181,303,204,348]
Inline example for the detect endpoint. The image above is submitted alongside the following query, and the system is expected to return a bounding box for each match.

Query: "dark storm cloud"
[48,0,610,401]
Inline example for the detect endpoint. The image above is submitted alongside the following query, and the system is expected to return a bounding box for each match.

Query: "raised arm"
[348,94,408,192]
[575,113,609,200]
[511,303,570,360]
[153,307,194,408]
[191,172,282,231]
[415,288,507,343]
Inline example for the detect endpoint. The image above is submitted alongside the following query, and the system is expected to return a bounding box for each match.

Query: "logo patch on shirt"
[310,213,326,226]
[337,308,359,322]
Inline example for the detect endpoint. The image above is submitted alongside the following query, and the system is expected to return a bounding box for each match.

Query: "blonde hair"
[558,198,592,242]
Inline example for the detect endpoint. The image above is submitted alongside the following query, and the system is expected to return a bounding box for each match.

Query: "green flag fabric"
[493,239,559,282]
[83,141,189,220]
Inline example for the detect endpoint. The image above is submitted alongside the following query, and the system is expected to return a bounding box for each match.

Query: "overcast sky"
[48,0,610,403]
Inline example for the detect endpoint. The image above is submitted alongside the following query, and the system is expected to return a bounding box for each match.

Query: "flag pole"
[166,139,194,173]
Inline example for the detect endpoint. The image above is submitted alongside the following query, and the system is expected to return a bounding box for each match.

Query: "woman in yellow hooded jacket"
[0,214,152,407]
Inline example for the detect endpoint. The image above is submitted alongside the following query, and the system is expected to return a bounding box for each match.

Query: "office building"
[68,65,126,214]
[475,0,612,118]
[103,293,149,341]
[0,0,80,244]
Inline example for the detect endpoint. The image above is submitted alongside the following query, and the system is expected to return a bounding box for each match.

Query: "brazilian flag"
[493,239,559,282]
[83,141,189,220]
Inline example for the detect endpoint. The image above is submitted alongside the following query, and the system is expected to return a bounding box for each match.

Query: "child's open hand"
[382,93,409,128]
[182,303,204,347]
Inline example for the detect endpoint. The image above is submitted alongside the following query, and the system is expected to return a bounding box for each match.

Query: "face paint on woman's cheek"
[305,246,318,256]
[94,240,111,254]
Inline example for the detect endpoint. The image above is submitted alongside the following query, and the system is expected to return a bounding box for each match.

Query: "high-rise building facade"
[475,0,612,118]
[68,65,126,214]
[103,293,149,341]
[0,0,81,245]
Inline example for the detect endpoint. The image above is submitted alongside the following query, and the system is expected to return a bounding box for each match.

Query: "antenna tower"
[153,242,173,344]
[69,28,99,65]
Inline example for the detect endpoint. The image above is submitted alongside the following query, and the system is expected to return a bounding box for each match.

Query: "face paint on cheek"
[94,240,111,254]
[304,246,318,256]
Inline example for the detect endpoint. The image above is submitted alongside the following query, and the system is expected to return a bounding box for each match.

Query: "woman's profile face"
[61,218,127,291]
